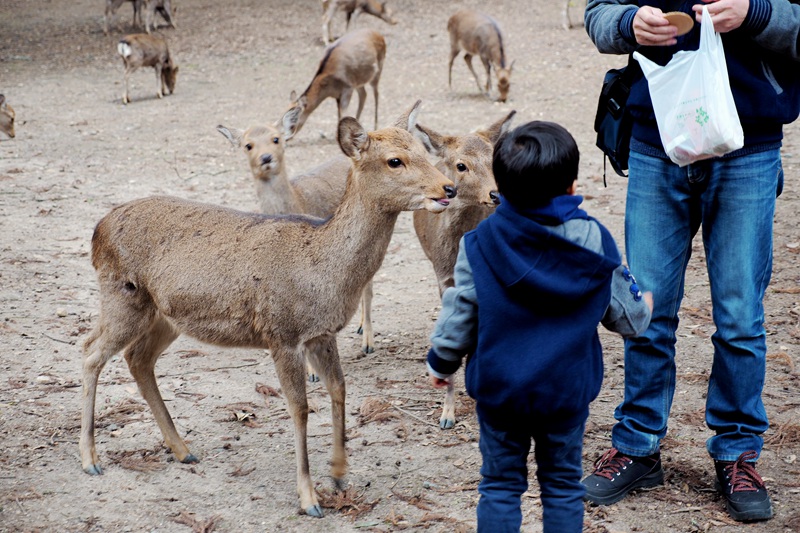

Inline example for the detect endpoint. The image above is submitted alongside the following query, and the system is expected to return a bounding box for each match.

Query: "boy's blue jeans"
[477,413,586,533]
[612,148,781,461]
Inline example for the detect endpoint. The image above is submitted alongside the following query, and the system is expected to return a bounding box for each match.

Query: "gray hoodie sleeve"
[427,239,478,380]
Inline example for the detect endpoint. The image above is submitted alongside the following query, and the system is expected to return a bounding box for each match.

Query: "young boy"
[426,120,652,533]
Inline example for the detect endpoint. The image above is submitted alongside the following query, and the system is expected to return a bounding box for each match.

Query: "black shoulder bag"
[594,55,639,183]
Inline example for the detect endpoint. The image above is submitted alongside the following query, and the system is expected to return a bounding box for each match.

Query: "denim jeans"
[612,148,782,462]
[476,413,586,533]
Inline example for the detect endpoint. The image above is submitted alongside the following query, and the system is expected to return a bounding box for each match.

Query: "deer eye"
[456,163,468,172]
[388,158,403,168]
[272,137,280,144]
[245,143,253,151]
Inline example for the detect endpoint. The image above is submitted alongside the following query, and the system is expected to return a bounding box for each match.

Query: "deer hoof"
[440,418,455,430]
[305,504,324,518]
[361,345,374,355]
[83,464,104,476]
[307,372,320,383]
[333,477,346,491]
[180,453,199,464]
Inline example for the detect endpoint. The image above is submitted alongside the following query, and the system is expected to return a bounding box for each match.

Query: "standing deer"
[284,28,385,141]
[79,101,456,518]
[447,9,514,102]
[104,0,143,35]
[413,111,516,429]
[0,95,15,139]
[321,0,397,44]
[117,33,179,104]
[216,108,376,357]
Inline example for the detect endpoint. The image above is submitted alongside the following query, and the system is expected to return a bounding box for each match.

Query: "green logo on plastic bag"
[695,107,709,126]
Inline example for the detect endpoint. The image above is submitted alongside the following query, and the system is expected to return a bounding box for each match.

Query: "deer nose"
[444,185,457,199]
[490,191,500,205]
[260,154,272,165]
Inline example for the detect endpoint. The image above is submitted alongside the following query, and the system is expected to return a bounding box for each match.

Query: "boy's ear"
[566,179,578,196]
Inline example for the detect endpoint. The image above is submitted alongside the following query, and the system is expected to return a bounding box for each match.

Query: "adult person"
[581,0,800,522]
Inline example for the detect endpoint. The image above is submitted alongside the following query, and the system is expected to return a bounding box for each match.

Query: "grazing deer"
[321,0,397,45]
[284,28,385,141]
[447,9,514,102]
[117,33,179,104]
[413,111,516,429]
[216,108,376,357]
[143,0,177,33]
[0,95,15,139]
[104,0,143,35]
[79,101,456,518]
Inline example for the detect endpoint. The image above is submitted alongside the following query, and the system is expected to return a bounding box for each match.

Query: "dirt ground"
[1,1,799,532]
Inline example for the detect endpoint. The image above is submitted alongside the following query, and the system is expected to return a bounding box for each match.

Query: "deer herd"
[0,0,566,520]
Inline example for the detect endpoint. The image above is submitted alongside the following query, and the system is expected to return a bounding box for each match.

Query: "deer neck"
[255,172,306,215]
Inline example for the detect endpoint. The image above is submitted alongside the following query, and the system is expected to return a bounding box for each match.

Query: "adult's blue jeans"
[476,413,586,533]
[612,148,782,462]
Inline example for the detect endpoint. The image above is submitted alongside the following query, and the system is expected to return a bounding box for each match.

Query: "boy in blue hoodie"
[426,120,652,533]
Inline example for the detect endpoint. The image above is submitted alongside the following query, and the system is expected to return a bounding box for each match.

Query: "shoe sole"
[584,469,664,506]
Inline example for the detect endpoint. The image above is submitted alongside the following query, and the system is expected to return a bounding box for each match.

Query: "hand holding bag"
[634,6,744,167]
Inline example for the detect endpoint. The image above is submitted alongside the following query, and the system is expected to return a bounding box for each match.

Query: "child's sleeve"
[427,240,479,380]
[602,264,652,337]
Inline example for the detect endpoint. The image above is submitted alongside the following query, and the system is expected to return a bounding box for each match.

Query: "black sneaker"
[715,450,774,522]
[582,448,664,505]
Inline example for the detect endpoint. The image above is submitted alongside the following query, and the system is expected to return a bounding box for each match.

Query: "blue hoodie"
[427,196,648,428]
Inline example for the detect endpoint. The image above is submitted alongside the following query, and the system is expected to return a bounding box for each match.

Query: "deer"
[412,110,516,430]
[117,33,179,105]
[142,0,177,34]
[321,0,397,45]
[216,108,376,359]
[104,0,143,35]
[447,8,514,103]
[284,28,385,141]
[79,101,456,518]
[0,95,15,139]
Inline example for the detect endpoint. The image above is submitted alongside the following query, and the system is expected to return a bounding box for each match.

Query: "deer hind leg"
[354,86,367,123]
[440,374,456,429]
[161,1,176,29]
[123,316,193,463]
[322,1,337,43]
[80,289,157,475]
[336,88,354,123]
[272,344,321,517]
[463,54,486,96]
[304,335,347,485]
[370,72,381,130]
[448,46,460,89]
[357,280,374,354]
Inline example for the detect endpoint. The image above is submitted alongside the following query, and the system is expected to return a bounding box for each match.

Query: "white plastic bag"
[634,6,743,167]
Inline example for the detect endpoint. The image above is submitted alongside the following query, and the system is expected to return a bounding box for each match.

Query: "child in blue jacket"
[426,120,652,533]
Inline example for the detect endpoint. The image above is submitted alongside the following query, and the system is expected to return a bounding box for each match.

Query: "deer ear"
[280,105,302,138]
[475,110,516,145]
[0,95,6,107]
[414,124,445,156]
[393,99,421,132]
[216,125,244,148]
[338,117,369,160]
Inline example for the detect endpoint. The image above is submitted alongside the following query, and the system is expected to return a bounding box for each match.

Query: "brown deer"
[79,101,456,518]
[216,108,376,357]
[413,111,516,429]
[447,9,514,103]
[284,28,385,141]
[0,95,15,139]
[321,0,397,45]
[104,0,143,35]
[117,33,179,104]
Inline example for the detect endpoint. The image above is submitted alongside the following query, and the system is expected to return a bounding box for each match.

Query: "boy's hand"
[643,291,654,312]
[430,374,450,388]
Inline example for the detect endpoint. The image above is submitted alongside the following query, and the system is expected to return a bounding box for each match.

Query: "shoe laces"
[723,451,765,493]
[592,448,633,480]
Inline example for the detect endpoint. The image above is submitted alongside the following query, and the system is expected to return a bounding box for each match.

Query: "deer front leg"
[357,281,374,354]
[463,54,486,96]
[273,345,322,517]
[480,56,492,95]
[336,88,354,123]
[122,67,132,105]
[80,332,118,475]
[154,65,164,99]
[305,335,347,486]
[448,48,459,89]
[440,375,456,429]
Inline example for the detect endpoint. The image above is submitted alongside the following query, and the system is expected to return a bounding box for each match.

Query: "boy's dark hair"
[492,120,580,208]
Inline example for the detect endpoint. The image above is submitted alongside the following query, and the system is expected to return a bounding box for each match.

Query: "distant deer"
[321,0,397,44]
[143,0,177,33]
[447,9,514,102]
[79,101,456,518]
[284,28,385,141]
[216,108,376,357]
[104,0,143,35]
[0,95,15,139]
[413,110,515,429]
[117,33,179,104]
